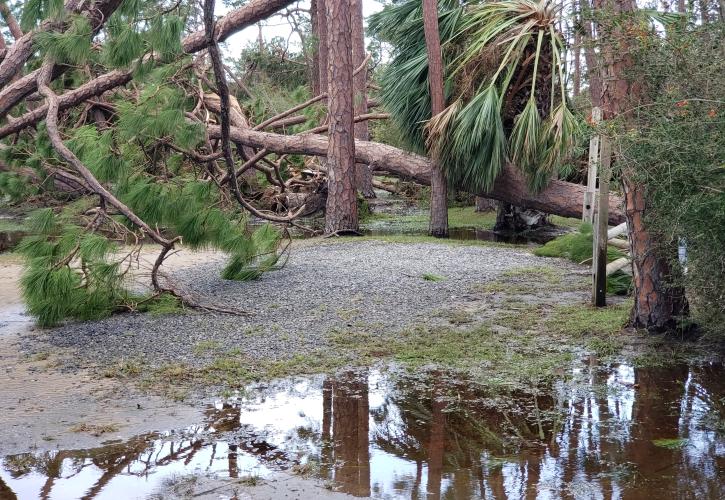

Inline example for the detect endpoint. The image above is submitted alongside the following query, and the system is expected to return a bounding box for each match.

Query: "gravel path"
[32,240,582,368]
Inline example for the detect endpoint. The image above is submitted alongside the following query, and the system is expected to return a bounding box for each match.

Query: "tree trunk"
[310,0,321,96]
[573,1,582,98]
[351,0,375,199]
[582,0,602,107]
[623,178,688,329]
[210,124,627,224]
[597,0,688,330]
[324,0,358,233]
[316,0,329,95]
[0,2,23,41]
[422,0,449,237]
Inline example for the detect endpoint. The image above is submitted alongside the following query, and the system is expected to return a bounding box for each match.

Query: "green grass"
[318,234,526,250]
[363,206,497,233]
[422,273,446,282]
[545,301,631,337]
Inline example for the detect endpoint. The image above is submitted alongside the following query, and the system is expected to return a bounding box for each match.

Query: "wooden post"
[592,134,612,307]
[583,107,601,223]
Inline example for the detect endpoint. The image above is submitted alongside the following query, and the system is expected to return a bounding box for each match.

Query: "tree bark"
[422,0,448,237]
[316,0,329,95]
[351,0,375,199]
[597,0,688,330]
[310,0,321,96]
[0,2,23,41]
[324,0,358,233]
[209,124,626,225]
[582,0,602,108]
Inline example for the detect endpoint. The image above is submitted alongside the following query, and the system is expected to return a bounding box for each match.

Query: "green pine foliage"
[20,0,63,31]
[0,172,36,202]
[17,208,130,327]
[35,15,94,65]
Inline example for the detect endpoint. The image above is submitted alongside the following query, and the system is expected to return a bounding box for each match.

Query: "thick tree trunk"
[351,0,375,199]
[598,0,688,330]
[324,0,358,233]
[422,0,448,237]
[623,178,688,329]
[210,125,626,224]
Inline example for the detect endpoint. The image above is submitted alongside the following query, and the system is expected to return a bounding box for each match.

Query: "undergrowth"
[534,223,631,294]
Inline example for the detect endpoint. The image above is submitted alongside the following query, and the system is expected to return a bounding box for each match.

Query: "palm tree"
[370,0,578,196]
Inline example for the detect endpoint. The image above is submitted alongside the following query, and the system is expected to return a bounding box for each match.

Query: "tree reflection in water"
[1,361,723,499]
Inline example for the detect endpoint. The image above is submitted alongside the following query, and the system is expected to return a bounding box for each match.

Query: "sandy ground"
[0,252,204,456]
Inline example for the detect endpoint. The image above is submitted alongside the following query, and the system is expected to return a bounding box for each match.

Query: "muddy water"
[1,361,723,499]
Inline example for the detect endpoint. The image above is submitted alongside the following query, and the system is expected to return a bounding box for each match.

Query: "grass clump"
[534,223,631,294]
[545,301,631,337]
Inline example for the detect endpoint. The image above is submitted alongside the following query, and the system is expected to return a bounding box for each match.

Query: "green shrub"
[534,223,631,295]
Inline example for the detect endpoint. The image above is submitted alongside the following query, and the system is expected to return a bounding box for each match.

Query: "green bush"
[617,24,724,334]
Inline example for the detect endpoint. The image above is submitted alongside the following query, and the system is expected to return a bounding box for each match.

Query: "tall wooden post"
[583,107,601,223]
[592,134,612,307]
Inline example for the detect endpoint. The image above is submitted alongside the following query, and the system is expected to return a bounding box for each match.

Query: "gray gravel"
[32,240,581,368]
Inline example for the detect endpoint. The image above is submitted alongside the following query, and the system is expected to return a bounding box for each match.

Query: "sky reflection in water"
[1,360,723,499]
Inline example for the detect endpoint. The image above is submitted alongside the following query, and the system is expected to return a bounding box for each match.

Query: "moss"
[329,234,525,249]
[548,215,581,228]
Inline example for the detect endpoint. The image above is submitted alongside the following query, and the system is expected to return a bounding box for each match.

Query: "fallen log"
[606,257,632,275]
[207,125,626,224]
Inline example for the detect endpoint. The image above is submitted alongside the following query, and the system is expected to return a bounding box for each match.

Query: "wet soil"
[0,254,202,456]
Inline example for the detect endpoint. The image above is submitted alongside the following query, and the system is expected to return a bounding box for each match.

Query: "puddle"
[1,361,723,499]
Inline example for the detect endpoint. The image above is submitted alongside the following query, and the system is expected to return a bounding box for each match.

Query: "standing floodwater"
[1,360,723,499]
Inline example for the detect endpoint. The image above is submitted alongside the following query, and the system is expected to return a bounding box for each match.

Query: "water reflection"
[1,362,723,499]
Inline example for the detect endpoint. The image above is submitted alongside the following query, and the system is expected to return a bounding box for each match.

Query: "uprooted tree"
[0,0,641,327]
